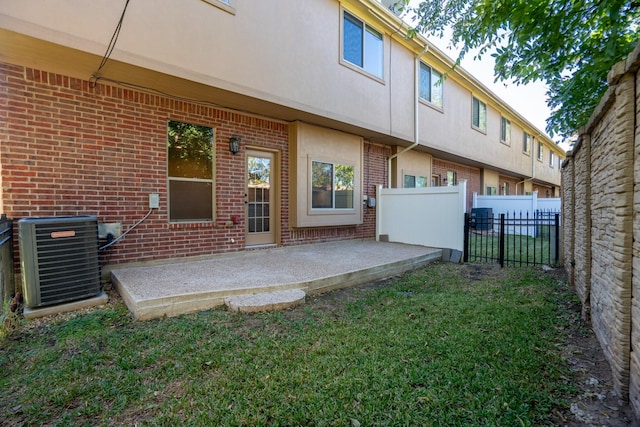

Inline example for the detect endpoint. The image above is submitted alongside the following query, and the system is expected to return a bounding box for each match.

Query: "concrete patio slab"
[110,240,442,320]
[225,289,306,313]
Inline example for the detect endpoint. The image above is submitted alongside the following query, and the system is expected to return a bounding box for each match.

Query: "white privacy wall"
[376,181,466,251]
[472,192,561,215]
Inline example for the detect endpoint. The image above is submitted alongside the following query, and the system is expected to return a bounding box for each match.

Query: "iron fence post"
[499,213,505,268]
[554,213,560,265]
[463,213,469,263]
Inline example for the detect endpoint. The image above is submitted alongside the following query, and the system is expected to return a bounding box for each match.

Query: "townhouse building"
[0,0,564,270]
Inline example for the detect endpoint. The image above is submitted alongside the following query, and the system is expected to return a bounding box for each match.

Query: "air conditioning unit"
[19,216,101,308]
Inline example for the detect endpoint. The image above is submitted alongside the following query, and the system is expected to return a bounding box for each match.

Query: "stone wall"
[562,43,640,416]
[561,149,574,291]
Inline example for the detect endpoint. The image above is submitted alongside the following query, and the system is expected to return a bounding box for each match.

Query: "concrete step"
[225,288,306,313]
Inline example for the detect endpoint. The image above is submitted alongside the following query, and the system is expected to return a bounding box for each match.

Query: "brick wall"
[532,183,554,198]
[561,44,640,417]
[0,63,385,274]
[432,158,480,210]
[498,175,520,195]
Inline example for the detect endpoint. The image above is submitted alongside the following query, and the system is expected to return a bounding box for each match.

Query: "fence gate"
[463,210,560,267]
[0,214,15,309]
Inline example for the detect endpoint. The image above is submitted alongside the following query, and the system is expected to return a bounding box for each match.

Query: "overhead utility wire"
[91,0,131,86]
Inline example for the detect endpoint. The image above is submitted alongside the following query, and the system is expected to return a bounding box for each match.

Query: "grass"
[468,229,559,266]
[0,263,578,426]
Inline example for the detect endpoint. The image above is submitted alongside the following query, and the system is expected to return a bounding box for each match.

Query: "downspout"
[388,45,428,187]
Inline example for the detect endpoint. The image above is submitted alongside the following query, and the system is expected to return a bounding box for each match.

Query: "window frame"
[537,141,543,162]
[549,151,555,168]
[523,132,532,155]
[341,9,384,81]
[403,173,429,188]
[310,159,356,211]
[471,96,487,133]
[500,116,511,145]
[202,0,235,15]
[167,120,216,223]
[446,171,457,186]
[419,62,443,109]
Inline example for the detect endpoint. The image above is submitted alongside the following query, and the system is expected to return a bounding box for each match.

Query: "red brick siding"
[532,183,555,198]
[0,63,386,272]
[498,175,520,195]
[432,158,480,210]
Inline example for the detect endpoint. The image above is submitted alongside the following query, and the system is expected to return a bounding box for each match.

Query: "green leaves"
[409,0,640,137]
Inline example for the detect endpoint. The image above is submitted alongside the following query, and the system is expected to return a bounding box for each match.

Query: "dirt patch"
[552,295,636,425]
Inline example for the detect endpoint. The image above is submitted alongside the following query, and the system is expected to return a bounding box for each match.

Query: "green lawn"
[0,263,577,426]
[467,228,559,267]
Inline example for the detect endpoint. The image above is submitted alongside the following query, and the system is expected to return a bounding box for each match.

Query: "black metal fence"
[463,210,560,267]
[0,214,15,308]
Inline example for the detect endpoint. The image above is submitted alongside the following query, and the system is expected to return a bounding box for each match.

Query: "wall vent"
[19,216,101,308]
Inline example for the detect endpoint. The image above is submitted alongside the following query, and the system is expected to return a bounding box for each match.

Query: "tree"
[401,0,640,138]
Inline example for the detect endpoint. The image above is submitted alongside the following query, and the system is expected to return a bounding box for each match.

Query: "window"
[167,120,215,222]
[537,141,543,161]
[419,63,443,108]
[500,117,511,145]
[342,11,383,78]
[312,161,354,209]
[501,182,510,195]
[486,186,497,195]
[202,0,235,14]
[446,171,457,186]
[549,152,555,168]
[404,174,428,188]
[523,132,532,154]
[472,97,486,132]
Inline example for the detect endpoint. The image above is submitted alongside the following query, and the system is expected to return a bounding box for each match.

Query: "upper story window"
[167,120,215,222]
[549,151,555,168]
[537,141,543,161]
[342,11,383,79]
[419,63,443,108]
[500,117,511,145]
[523,132,532,155]
[472,96,486,132]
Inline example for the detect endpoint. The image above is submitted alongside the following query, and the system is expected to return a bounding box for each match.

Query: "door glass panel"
[247,155,271,235]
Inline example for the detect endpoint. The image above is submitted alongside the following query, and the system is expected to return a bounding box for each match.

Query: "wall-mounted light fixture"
[229,135,241,155]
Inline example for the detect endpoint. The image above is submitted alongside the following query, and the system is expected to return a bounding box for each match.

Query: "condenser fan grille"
[20,216,101,308]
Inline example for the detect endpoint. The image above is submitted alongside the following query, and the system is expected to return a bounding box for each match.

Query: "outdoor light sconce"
[229,135,241,155]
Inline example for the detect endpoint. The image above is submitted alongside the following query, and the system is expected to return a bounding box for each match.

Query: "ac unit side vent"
[19,216,101,308]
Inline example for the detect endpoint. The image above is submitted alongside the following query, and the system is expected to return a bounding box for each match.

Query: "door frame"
[245,147,280,247]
